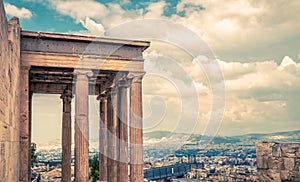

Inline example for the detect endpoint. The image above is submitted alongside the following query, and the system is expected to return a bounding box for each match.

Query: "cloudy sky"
[3,0,300,143]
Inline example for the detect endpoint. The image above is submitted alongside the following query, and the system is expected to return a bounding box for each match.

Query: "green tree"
[31,143,37,167]
[89,155,99,182]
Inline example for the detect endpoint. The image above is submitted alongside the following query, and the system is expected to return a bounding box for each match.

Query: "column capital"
[105,86,118,97]
[74,69,94,77]
[61,90,73,113]
[128,72,145,83]
[96,94,107,101]
[104,87,112,96]
[60,89,73,100]
[117,78,130,89]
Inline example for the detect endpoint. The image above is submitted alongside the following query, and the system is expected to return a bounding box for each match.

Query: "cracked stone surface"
[257,142,300,182]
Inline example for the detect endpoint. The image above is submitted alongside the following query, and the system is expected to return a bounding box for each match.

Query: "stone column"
[107,88,118,182]
[74,70,92,182]
[61,89,73,182]
[97,94,108,181]
[117,79,130,182]
[19,66,31,182]
[129,73,144,181]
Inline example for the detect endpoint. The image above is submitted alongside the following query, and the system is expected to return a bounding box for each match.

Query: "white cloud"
[181,55,300,134]
[142,46,300,134]
[223,57,300,93]
[101,3,143,28]
[4,3,32,19]
[80,17,104,35]
[280,56,297,68]
[50,0,108,23]
[45,0,144,33]
[171,0,300,58]
[144,1,167,18]
[219,56,300,128]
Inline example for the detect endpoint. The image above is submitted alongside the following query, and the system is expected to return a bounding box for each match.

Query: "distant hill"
[234,130,300,138]
[144,130,174,139]
[144,130,300,144]
[37,130,300,151]
[231,130,300,142]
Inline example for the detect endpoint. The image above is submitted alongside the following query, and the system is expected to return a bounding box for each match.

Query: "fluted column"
[129,73,144,181]
[117,79,130,182]
[97,94,108,181]
[61,89,73,182]
[107,88,118,182]
[74,70,92,182]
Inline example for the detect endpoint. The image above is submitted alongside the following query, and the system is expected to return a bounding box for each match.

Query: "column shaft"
[130,75,144,181]
[61,90,73,182]
[19,67,31,182]
[118,80,129,182]
[99,95,108,181]
[75,72,90,182]
[107,89,118,182]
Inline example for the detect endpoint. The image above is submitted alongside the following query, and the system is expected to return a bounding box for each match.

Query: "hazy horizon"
[32,127,300,146]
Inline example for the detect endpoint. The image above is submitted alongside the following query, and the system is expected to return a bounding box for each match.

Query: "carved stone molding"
[74,69,94,81]
[128,71,145,84]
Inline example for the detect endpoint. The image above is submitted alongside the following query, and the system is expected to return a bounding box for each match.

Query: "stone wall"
[256,142,300,181]
[0,0,21,181]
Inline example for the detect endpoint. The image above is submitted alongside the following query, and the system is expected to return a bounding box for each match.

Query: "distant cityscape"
[31,130,300,181]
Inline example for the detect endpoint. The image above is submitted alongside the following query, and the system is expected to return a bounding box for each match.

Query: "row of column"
[60,71,144,182]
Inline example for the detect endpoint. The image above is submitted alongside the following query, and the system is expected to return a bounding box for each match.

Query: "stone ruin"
[256,142,300,181]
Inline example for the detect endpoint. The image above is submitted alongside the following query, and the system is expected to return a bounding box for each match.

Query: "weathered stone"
[256,142,273,157]
[281,143,297,158]
[129,73,145,182]
[0,142,5,162]
[61,90,73,182]
[257,142,300,182]
[117,78,130,182]
[75,71,91,182]
[283,157,295,171]
[295,158,300,172]
[280,170,291,181]
[107,88,119,182]
[0,1,20,181]
[258,169,281,182]
[267,169,281,182]
[257,156,269,169]
[296,147,300,157]
[272,144,282,157]
[272,157,285,170]
[98,94,108,181]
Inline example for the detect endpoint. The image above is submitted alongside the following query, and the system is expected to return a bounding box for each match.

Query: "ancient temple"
[0,0,150,181]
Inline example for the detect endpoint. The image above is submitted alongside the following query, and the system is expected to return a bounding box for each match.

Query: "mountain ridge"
[144,129,300,138]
